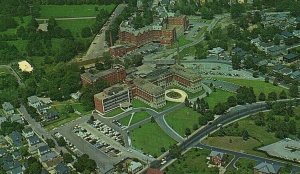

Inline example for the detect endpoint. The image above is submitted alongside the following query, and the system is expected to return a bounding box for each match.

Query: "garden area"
[165,148,219,174]
[166,91,182,99]
[118,111,150,126]
[130,122,176,157]
[165,107,200,137]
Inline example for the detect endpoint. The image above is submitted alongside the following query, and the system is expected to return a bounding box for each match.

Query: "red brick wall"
[94,96,104,113]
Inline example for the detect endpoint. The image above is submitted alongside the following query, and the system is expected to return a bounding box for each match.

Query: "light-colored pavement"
[83,4,126,60]
[0,65,24,86]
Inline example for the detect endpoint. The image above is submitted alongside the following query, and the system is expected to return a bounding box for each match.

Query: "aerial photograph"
[1,0,300,173]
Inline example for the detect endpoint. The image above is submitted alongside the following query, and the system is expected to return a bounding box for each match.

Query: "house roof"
[284,53,298,60]
[40,151,58,162]
[2,102,14,111]
[55,163,70,174]
[254,162,280,174]
[209,151,224,158]
[147,168,164,174]
[280,68,293,75]
[27,96,40,104]
[10,115,22,123]
[9,131,22,147]
[291,70,300,79]
[38,145,51,155]
[128,161,143,171]
[27,134,41,145]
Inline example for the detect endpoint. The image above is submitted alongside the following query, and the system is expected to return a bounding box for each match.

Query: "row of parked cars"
[73,123,121,157]
[54,132,82,156]
[88,120,124,145]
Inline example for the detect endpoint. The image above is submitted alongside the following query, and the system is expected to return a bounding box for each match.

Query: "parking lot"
[203,79,240,92]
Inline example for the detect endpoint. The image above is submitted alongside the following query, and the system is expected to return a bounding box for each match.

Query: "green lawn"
[104,108,124,117]
[216,78,287,96]
[225,158,256,174]
[0,67,11,74]
[166,148,219,174]
[119,112,150,126]
[44,113,80,131]
[0,16,31,35]
[52,100,90,114]
[205,89,235,108]
[40,4,116,18]
[7,40,28,52]
[130,122,176,157]
[57,19,96,37]
[170,35,192,49]
[165,107,200,137]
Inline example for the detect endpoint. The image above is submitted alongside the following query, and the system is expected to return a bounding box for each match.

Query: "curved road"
[0,65,24,86]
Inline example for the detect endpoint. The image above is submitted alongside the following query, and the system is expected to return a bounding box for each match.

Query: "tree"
[57,137,66,146]
[161,147,166,153]
[74,154,96,173]
[289,83,298,98]
[185,128,191,136]
[46,139,55,148]
[227,96,237,107]
[242,130,249,141]
[258,92,266,101]
[63,153,74,163]
[232,55,241,69]
[279,90,287,99]
[184,97,190,107]
[81,27,92,38]
[24,157,42,174]
[268,92,278,101]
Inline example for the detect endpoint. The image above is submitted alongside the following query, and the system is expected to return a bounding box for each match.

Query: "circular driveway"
[165,89,188,103]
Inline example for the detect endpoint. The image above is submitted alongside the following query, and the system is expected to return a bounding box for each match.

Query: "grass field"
[7,40,28,52]
[205,89,235,108]
[166,148,219,174]
[165,107,200,137]
[44,113,80,131]
[0,16,31,35]
[57,19,96,37]
[104,108,124,117]
[40,4,116,18]
[225,158,256,174]
[118,112,150,126]
[216,78,287,96]
[130,122,176,157]
[0,67,11,74]
[52,100,90,114]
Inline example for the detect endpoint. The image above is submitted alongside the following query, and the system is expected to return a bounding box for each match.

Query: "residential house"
[22,127,34,138]
[253,162,280,174]
[1,157,23,174]
[0,116,7,126]
[8,131,22,149]
[26,134,41,147]
[27,96,41,109]
[290,70,300,80]
[128,161,143,174]
[283,53,299,63]
[2,102,14,115]
[12,151,21,160]
[10,114,23,124]
[44,110,59,121]
[0,148,7,157]
[279,67,293,76]
[281,31,293,39]
[55,163,70,174]
[38,145,51,156]
[266,45,287,57]
[293,30,300,38]
[70,91,82,101]
[209,151,224,166]
[272,64,285,73]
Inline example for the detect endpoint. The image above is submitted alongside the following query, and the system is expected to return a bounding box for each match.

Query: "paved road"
[83,4,126,60]
[197,143,300,173]
[18,105,67,153]
[0,65,24,86]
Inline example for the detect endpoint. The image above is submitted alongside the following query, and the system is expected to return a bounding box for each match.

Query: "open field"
[0,67,11,74]
[165,148,219,174]
[216,78,287,96]
[205,89,235,108]
[165,107,200,137]
[44,113,80,131]
[130,122,176,157]
[118,111,150,126]
[57,19,96,37]
[52,100,90,114]
[40,4,116,18]
[104,108,124,117]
